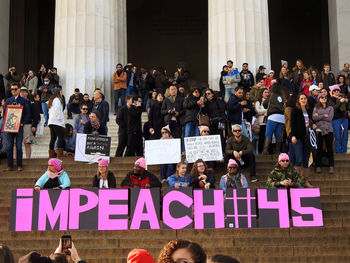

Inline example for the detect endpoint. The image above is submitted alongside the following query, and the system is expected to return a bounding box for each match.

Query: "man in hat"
[308,84,321,113]
[225,124,257,182]
[121,157,162,188]
[3,83,31,171]
[267,153,305,188]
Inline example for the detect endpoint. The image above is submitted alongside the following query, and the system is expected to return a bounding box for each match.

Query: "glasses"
[319,96,327,99]
[280,159,289,163]
[228,166,237,169]
[206,92,212,95]
[161,131,169,134]
[11,88,18,91]
[202,130,210,133]
[333,90,340,92]
[82,108,88,110]
[233,130,242,133]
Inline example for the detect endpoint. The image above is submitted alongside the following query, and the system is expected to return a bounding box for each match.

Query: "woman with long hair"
[337,74,348,97]
[190,159,215,189]
[183,88,204,138]
[300,71,313,96]
[149,92,165,139]
[47,87,65,158]
[168,161,191,188]
[262,84,287,154]
[255,88,269,153]
[292,59,307,88]
[0,245,15,263]
[92,158,116,188]
[313,94,334,174]
[290,93,313,187]
[157,239,206,263]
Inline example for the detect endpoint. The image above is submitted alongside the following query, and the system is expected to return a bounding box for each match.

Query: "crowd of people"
[1,59,350,184]
[0,238,240,263]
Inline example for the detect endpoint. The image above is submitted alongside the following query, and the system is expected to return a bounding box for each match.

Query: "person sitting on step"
[266,153,305,188]
[92,158,116,188]
[168,161,191,188]
[219,159,248,195]
[34,158,71,192]
[121,157,162,188]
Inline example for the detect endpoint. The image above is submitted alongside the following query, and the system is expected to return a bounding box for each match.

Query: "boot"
[329,166,334,174]
[261,137,270,155]
[302,167,314,188]
[56,148,64,158]
[275,139,282,155]
[48,149,56,158]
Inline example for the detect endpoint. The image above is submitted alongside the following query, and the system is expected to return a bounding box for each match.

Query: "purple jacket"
[312,106,334,136]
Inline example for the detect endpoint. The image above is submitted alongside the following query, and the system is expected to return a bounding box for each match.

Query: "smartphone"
[61,235,72,255]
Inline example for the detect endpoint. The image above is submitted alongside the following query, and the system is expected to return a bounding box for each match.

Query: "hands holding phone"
[55,236,82,263]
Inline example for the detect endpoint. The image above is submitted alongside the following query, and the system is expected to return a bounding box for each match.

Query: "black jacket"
[204,97,226,123]
[92,171,116,188]
[239,70,255,90]
[290,107,312,140]
[127,105,142,134]
[148,101,164,139]
[31,101,41,128]
[183,95,201,123]
[190,171,216,189]
[161,96,185,124]
[263,93,284,116]
[121,170,162,188]
[93,100,109,127]
[83,121,106,135]
[227,94,243,124]
[329,96,349,120]
[116,105,128,133]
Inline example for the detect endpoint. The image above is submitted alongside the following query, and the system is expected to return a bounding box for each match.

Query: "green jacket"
[266,163,305,188]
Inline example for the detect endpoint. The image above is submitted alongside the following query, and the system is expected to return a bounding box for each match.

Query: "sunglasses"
[280,159,289,163]
[82,108,88,110]
[11,88,18,91]
[161,131,169,134]
[233,130,242,133]
[202,130,210,133]
[319,96,327,99]
[206,92,212,95]
[333,90,340,92]
[228,166,237,169]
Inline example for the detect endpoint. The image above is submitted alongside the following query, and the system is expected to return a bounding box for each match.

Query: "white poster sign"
[145,139,181,165]
[74,133,110,163]
[184,135,223,163]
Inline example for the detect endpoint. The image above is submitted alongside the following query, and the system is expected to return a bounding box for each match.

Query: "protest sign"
[145,139,181,165]
[184,135,223,163]
[75,134,110,163]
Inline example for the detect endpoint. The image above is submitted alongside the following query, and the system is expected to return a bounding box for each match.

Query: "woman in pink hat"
[219,159,248,195]
[92,158,116,188]
[34,158,71,192]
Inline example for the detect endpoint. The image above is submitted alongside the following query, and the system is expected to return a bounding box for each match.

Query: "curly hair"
[190,159,208,179]
[157,239,206,263]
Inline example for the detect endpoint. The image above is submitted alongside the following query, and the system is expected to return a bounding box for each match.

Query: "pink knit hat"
[227,159,238,168]
[278,153,290,162]
[98,158,109,167]
[48,158,62,171]
[135,157,146,169]
[329,84,340,92]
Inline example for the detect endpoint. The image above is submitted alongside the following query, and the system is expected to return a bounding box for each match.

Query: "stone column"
[0,0,10,77]
[328,0,350,73]
[208,0,271,90]
[54,0,127,103]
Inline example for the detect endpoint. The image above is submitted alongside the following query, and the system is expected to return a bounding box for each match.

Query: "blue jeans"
[185,121,200,138]
[126,85,135,96]
[114,89,126,112]
[41,102,49,125]
[332,118,348,153]
[6,126,24,168]
[290,139,310,168]
[225,87,234,101]
[160,164,176,181]
[265,120,283,140]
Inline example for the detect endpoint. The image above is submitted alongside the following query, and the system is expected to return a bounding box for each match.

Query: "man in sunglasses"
[3,83,31,171]
[266,153,305,188]
[73,104,89,134]
[225,124,257,182]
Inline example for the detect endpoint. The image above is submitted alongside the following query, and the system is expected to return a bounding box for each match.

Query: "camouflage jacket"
[266,163,305,188]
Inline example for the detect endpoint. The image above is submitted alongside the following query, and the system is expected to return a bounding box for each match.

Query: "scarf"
[226,173,243,188]
[47,169,64,179]
[91,119,101,130]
